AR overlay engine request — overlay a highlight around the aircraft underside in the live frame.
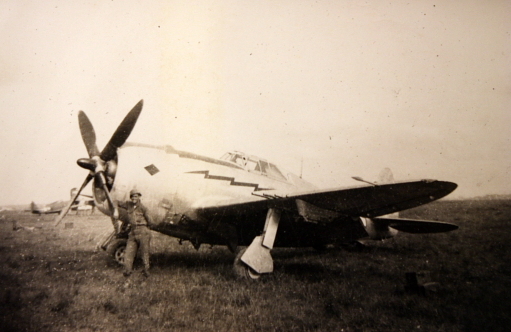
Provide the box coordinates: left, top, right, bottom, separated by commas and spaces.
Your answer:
151, 210, 368, 252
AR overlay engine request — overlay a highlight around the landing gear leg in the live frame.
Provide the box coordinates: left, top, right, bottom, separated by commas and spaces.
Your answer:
235, 208, 281, 278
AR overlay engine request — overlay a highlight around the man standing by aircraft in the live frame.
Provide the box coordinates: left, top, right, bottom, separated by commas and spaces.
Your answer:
117, 189, 153, 277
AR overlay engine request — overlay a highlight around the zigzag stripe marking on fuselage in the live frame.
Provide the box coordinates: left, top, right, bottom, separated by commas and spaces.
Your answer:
186, 170, 273, 192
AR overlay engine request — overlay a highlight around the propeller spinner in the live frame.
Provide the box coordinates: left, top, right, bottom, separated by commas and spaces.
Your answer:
54, 100, 144, 226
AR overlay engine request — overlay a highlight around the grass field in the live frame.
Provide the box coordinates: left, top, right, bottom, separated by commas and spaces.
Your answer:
1, 199, 510, 332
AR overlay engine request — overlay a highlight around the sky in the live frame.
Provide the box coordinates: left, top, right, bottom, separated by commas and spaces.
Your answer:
0, 0, 509, 205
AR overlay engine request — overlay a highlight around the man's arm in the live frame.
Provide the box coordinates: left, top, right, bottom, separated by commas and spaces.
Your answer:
141, 204, 154, 228
117, 200, 128, 209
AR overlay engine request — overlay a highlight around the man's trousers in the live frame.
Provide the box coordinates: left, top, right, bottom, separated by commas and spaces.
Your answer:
123, 226, 151, 274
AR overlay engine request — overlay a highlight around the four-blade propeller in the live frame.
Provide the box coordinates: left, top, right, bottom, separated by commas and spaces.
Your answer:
54, 100, 144, 226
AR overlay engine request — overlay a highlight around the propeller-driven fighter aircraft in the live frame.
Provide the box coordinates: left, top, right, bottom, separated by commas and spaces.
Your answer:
31, 188, 94, 215
31, 201, 67, 215
55, 100, 458, 279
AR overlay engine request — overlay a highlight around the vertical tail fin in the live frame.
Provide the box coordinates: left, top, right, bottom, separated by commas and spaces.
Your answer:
30, 202, 43, 215
377, 167, 394, 184
70, 188, 78, 200
377, 168, 398, 218
362, 168, 400, 240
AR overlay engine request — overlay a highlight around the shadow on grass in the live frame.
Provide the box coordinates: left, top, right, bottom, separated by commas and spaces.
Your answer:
124, 241, 407, 280
144, 246, 383, 283
149, 251, 234, 270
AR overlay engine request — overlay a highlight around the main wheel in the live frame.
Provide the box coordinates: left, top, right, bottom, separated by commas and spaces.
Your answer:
106, 238, 127, 265
233, 248, 261, 280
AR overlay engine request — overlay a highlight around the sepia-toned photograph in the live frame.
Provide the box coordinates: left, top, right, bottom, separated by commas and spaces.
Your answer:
1, 1, 509, 331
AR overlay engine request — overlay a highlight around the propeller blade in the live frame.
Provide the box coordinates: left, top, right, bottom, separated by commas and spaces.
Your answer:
54, 173, 94, 227
100, 99, 143, 161
96, 172, 119, 222
78, 111, 100, 157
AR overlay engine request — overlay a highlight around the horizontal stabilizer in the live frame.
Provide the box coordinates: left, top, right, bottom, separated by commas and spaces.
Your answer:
373, 217, 458, 234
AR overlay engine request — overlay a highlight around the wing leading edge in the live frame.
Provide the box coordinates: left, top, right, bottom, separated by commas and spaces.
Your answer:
288, 179, 457, 218
198, 179, 457, 219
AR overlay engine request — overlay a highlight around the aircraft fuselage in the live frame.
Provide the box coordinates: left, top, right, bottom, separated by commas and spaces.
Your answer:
92, 144, 365, 250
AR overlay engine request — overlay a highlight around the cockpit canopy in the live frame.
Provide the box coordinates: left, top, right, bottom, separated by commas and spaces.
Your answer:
219, 151, 288, 181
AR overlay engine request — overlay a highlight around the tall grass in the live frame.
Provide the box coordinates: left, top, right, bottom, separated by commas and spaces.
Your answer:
1, 200, 510, 331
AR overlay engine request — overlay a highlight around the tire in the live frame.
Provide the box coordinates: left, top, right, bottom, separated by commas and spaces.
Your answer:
106, 238, 127, 265
233, 247, 261, 280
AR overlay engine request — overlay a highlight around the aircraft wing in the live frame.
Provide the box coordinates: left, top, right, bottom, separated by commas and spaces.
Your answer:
198, 180, 457, 219
283, 179, 457, 218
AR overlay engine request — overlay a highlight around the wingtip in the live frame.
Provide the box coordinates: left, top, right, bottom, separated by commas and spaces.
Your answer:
444, 181, 458, 194
425, 180, 458, 196
433, 180, 458, 200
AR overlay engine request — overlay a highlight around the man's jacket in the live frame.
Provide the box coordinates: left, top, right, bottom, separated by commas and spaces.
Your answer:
117, 201, 153, 229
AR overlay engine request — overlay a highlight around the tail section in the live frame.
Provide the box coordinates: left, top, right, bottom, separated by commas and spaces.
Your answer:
363, 168, 458, 239
70, 188, 78, 200
30, 202, 39, 214
372, 217, 458, 233
377, 168, 398, 219
363, 168, 398, 239
377, 167, 394, 185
